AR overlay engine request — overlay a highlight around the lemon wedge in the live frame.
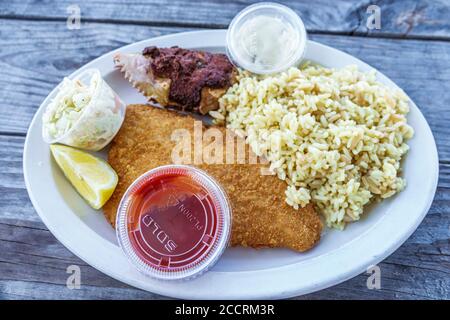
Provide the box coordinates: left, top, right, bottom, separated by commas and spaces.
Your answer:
50, 144, 118, 209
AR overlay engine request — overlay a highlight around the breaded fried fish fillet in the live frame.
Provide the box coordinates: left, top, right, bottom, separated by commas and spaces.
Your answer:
103, 105, 322, 252
114, 47, 237, 115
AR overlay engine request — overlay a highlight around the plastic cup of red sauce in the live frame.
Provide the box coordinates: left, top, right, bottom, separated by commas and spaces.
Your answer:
116, 165, 232, 280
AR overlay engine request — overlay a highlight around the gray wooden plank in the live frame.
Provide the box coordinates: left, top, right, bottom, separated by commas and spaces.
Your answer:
0, 281, 168, 300
1, 195, 448, 300
0, 19, 449, 160
0, 20, 189, 137
1, 0, 450, 39
354, 0, 450, 39
0, 135, 449, 299
0, 200, 448, 300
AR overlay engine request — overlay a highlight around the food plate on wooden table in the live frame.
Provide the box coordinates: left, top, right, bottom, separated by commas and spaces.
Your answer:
23, 26, 438, 299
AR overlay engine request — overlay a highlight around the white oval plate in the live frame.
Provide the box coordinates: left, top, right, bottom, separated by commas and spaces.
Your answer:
24, 30, 439, 299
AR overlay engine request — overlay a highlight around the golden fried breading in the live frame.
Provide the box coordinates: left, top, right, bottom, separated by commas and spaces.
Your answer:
103, 105, 322, 252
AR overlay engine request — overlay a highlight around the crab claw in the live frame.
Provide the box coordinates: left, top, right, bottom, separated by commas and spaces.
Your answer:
113, 53, 170, 105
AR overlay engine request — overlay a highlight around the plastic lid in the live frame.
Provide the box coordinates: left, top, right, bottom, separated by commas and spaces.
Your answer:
116, 165, 232, 280
226, 2, 307, 74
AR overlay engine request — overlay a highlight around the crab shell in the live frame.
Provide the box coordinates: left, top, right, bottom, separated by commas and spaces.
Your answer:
113, 53, 171, 106
113, 52, 235, 114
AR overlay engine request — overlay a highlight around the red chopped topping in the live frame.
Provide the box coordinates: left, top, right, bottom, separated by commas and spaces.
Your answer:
143, 46, 234, 111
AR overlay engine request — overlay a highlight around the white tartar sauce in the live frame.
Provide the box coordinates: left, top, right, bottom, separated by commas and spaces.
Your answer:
235, 15, 298, 69
226, 2, 307, 74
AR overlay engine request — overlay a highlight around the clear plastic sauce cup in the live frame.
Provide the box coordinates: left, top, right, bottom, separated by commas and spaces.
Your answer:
42, 68, 125, 151
226, 2, 307, 74
116, 165, 232, 280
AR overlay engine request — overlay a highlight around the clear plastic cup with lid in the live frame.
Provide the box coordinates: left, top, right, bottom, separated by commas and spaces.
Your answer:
42, 68, 126, 151
116, 165, 232, 280
226, 2, 307, 74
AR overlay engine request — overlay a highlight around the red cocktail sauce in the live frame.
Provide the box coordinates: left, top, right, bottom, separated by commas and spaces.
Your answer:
116, 165, 231, 280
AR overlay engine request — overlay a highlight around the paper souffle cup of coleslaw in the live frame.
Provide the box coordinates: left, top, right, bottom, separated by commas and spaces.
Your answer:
42, 68, 125, 151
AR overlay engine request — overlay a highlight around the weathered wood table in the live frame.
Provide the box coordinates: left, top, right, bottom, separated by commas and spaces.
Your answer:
0, 0, 449, 300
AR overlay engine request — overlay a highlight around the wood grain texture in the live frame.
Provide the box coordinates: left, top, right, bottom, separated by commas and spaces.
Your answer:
2, 0, 450, 39
1, 19, 450, 161
0, 20, 189, 136
0, 0, 449, 300
0, 135, 449, 299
